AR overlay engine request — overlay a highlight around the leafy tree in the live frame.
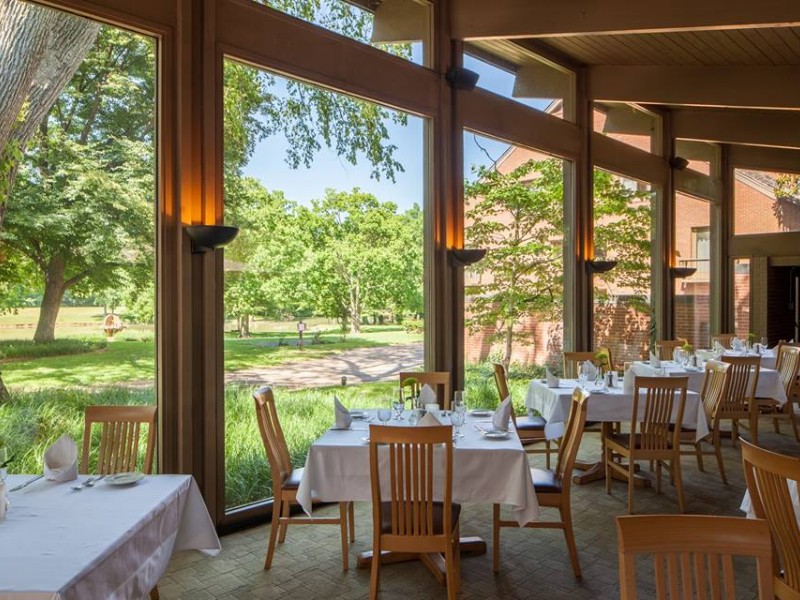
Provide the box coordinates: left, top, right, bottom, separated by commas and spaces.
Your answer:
464, 158, 565, 368
299, 189, 422, 334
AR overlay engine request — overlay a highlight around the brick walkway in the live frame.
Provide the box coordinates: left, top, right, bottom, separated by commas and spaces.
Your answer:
160, 421, 799, 599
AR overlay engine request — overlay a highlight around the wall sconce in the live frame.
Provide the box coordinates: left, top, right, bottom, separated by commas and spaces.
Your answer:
185, 225, 239, 254
670, 266, 697, 279
445, 67, 480, 91
448, 248, 486, 267
587, 259, 618, 274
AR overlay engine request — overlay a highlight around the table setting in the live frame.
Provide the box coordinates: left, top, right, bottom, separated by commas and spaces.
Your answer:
0, 434, 220, 600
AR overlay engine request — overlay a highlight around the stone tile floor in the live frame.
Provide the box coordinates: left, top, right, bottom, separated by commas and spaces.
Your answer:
161, 422, 799, 599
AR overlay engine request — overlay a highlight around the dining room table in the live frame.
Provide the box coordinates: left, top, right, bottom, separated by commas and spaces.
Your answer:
296, 408, 539, 570
0, 473, 220, 600
525, 378, 707, 487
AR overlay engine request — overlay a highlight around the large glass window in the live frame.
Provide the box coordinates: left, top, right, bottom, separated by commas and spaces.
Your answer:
734, 169, 800, 235
261, 0, 431, 66
223, 59, 425, 509
593, 102, 660, 154
675, 139, 717, 176
593, 169, 654, 365
674, 194, 711, 349
0, 8, 157, 470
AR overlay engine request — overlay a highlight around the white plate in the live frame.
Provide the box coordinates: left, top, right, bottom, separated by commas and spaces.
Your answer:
470, 409, 493, 417
482, 430, 510, 440
361, 436, 370, 444
350, 411, 368, 419
104, 472, 145, 486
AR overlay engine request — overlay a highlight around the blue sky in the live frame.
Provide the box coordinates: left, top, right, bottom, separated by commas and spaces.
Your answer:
241, 52, 551, 211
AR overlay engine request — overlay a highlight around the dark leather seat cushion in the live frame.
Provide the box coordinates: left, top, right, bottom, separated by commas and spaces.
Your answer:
516, 415, 547, 430
282, 467, 304, 490
668, 423, 696, 433
530, 468, 561, 493
380, 501, 460, 534
605, 433, 674, 450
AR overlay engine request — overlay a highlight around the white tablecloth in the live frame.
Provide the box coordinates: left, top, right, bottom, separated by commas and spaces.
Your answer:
0, 474, 220, 600
722, 350, 777, 371
297, 411, 539, 526
525, 379, 709, 442
632, 361, 787, 405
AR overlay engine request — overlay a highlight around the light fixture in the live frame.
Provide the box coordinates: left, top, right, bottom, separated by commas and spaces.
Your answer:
185, 225, 239, 254
448, 248, 486, 267
587, 260, 618, 274
669, 156, 689, 171
670, 266, 697, 279
445, 67, 480, 91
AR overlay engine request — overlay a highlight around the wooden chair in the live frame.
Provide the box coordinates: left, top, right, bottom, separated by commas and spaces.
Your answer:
686, 360, 731, 484
493, 387, 589, 578
616, 514, 774, 600
604, 377, 689, 513
711, 333, 737, 348
760, 344, 800, 442
741, 439, 800, 599
81, 405, 158, 474
254, 387, 353, 571
492, 363, 555, 468
654, 339, 687, 361
720, 355, 761, 444
399, 371, 451, 410
563, 351, 598, 378
368, 424, 460, 600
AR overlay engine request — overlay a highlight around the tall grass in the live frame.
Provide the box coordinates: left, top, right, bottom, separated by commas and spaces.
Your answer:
0, 338, 107, 360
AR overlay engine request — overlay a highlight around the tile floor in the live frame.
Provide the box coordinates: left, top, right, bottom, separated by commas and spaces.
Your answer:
160, 422, 799, 599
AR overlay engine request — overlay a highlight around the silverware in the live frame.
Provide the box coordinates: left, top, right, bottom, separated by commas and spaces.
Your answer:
9, 474, 43, 492
71, 476, 101, 491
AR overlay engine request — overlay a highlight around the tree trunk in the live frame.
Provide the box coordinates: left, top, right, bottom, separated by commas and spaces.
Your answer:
237, 314, 250, 338
503, 323, 513, 369
33, 256, 67, 342
0, 371, 10, 404
349, 280, 361, 334
0, 0, 100, 229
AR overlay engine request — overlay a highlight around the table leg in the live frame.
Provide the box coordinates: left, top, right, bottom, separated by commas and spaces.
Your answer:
356, 536, 486, 570
573, 424, 651, 488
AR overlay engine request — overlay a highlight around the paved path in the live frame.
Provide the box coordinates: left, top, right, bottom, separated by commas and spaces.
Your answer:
224, 343, 423, 388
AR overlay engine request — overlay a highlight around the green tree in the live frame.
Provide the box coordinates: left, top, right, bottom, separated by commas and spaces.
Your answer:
300, 189, 422, 334
464, 158, 565, 368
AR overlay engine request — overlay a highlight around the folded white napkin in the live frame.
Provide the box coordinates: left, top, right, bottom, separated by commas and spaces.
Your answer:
649, 351, 661, 368
492, 396, 512, 432
418, 384, 436, 408
545, 367, 560, 388
732, 337, 743, 351
580, 360, 598, 381
333, 396, 352, 430
623, 367, 636, 394
43, 434, 78, 482
417, 412, 443, 427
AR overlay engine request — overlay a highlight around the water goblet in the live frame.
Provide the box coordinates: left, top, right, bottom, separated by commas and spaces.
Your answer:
392, 399, 405, 420
450, 410, 464, 441
377, 408, 392, 424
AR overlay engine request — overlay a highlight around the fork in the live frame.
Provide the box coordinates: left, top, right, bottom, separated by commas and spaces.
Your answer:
71, 476, 103, 491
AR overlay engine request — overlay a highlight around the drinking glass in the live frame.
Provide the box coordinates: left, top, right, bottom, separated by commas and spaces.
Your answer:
377, 408, 392, 424
392, 398, 405, 420
450, 410, 464, 441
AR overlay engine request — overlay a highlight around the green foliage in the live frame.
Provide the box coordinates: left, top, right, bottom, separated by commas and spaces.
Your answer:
0, 338, 105, 360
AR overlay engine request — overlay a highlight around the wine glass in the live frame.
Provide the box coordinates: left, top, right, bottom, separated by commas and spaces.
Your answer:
392, 398, 405, 420
377, 408, 392, 424
450, 410, 464, 441
453, 390, 465, 414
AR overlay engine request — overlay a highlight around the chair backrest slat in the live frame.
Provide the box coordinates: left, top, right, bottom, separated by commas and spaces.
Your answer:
742, 439, 800, 594
632, 377, 688, 452
776, 345, 800, 398
399, 371, 452, 410
81, 405, 157, 475
655, 340, 688, 361
617, 514, 774, 600
253, 387, 294, 492
719, 356, 759, 417
555, 388, 589, 488
563, 352, 598, 379
698, 361, 730, 425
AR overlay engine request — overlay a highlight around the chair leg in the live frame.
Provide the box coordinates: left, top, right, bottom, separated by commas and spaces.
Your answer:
694, 441, 704, 472
750, 414, 759, 446
369, 535, 381, 600
790, 406, 800, 442
714, 435, 727, 485
560, 505, 582, 579
655, 460, 662, 495
673, 457, 685, 513
338, 502, 349, 571
149, 587, 159, 600
627, 459, 635, 514
492, 504, 501, 574
545, 440, 551, 470
278, 499, 290, 543
452, 522, 462, 594
444, 528, 457, 600
348, 501, 355, 543
265, 496, 282, 569
604, 445, 612, 495
774, 416, 782, 434
731, 420, 739, 446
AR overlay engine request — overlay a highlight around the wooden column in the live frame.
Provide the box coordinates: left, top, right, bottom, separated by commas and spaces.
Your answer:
716, 145, 734, 332
656, 112, 674, 340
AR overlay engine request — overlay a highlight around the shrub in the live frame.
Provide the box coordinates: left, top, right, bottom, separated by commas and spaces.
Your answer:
0, 338, 106, 361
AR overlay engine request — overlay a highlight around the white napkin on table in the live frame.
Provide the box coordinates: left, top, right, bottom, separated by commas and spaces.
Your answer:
713, 341, 725, 354
417, 412, 443, 427
333, 396, 352, 430
545, 367, 560, 388
649, 351, 661, 368
623, 368, 636, 395
492, 396, 512, 432
582, 361, 598, 381
43, 434, 78, 482
418, 384, 436, 407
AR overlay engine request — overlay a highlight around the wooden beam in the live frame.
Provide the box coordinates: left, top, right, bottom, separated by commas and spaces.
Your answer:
459, 87, 581, 161
672, 109, 800, 150
731, 232, 800, 257
675, 169, 723, 203
592, 132, 669, 187
589, 66, 800, 110
728, 145, 800, 173
452, 0, 800, 40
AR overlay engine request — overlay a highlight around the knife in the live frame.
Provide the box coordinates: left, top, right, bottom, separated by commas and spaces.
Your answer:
9, 474, 44, 492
